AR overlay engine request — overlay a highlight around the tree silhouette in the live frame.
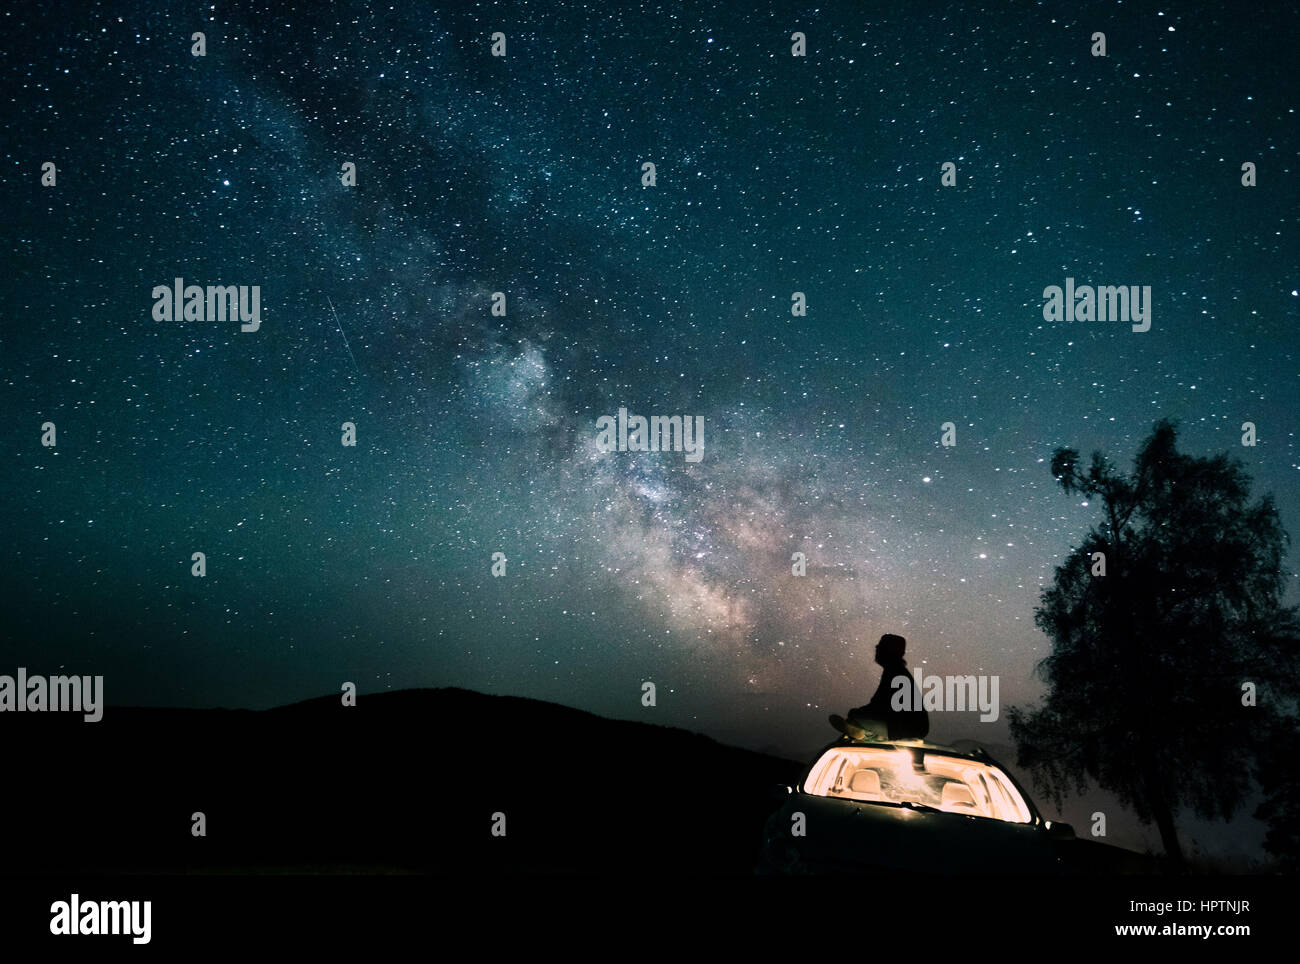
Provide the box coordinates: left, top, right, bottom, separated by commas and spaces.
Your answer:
1008, 419, 1299, 869
1253, 709, 1300, 871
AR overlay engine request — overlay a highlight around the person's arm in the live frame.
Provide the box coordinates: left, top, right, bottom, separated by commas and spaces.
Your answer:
853, 671, 896, 718
873, 668, 919, 714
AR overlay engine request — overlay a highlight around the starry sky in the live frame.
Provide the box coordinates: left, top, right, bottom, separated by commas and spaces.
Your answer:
3, 0, 1297, 798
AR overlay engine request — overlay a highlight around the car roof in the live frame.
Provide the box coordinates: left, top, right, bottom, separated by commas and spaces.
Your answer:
813, 736, 996, 760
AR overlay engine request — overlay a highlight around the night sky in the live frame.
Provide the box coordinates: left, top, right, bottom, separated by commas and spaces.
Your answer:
3, 2, 1297, 853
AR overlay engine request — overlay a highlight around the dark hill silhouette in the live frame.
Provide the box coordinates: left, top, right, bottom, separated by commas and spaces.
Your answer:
5, 688, 804, 875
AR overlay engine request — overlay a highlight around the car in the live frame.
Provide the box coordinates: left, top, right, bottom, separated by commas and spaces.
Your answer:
756, 736, 1128, 874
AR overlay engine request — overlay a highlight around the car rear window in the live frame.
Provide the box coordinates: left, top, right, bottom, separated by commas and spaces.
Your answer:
803, 746, 1033, 823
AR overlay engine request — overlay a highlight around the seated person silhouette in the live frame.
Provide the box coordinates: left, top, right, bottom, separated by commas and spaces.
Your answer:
830, 633, 930, 741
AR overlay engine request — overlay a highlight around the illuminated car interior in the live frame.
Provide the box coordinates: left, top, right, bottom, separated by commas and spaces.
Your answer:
802, 746, 1033, 823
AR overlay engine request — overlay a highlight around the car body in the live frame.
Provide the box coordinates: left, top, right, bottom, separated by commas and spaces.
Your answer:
757, 737, 1137, 874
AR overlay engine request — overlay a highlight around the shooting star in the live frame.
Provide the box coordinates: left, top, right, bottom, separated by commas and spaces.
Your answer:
327, 296, 359, 375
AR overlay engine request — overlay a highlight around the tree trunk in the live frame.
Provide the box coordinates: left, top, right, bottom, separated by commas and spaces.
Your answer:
1151, 800, 1184, 868
1145, 774, 1185, 869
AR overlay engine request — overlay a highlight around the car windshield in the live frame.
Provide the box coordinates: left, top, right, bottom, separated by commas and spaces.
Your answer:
803, 746, 1033, 823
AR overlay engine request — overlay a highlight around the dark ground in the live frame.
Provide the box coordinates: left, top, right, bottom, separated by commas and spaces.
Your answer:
7, 686, 1166, 875
7, 687, 806, 874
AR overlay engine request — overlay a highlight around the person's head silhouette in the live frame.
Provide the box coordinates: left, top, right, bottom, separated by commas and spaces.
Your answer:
874, 633, 907, 666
